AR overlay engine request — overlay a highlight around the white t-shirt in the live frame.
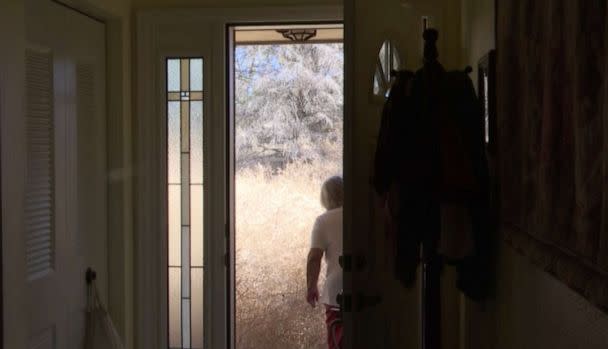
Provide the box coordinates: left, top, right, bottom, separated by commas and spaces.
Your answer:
310, 207, 343, 306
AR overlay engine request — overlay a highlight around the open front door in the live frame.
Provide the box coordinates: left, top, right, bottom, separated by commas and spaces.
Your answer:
345, 1, 464, 348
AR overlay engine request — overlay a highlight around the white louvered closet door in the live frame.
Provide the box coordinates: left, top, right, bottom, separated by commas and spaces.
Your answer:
25, 1, 107, 348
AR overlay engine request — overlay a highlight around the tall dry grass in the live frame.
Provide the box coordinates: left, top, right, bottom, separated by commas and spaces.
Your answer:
235, 161, 341, 349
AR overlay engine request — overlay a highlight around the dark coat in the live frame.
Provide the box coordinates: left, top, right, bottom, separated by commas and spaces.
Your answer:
373, 65, 493, 301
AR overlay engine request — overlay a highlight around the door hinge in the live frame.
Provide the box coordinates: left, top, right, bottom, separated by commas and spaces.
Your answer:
336, 292, 352, 312
339, 254, 366, 272
339, 254, 352, 272
337, 292, 382, 312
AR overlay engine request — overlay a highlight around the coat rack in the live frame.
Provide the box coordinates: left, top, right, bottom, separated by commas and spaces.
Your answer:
375, 27, 488, 349
419, 28, 442, 349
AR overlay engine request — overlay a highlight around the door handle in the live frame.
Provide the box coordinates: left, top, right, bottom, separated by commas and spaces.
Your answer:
85, 267, 97, 284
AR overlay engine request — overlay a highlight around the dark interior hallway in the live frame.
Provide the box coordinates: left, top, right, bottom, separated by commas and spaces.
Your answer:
1, 0, 608, 348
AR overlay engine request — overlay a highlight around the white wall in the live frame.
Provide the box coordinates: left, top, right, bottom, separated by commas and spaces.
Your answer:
495, 246, 608, 349
61, 1, 134, 347
459, 2, 496, 347
461, 1, 608, 348
87, 1, 135, 347
461, 0, 494, 90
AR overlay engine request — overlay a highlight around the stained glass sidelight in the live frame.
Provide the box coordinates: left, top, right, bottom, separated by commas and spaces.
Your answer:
167, 58, 204, 349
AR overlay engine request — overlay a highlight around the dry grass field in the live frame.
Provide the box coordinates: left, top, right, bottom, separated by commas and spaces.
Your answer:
235, 161, 341, 349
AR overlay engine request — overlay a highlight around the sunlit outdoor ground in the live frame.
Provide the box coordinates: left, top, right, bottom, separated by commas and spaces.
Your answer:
236, 162, 339, 349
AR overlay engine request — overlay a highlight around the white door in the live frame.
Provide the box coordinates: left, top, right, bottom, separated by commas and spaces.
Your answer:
25, 1, 107, 348
345, 1, 465, 348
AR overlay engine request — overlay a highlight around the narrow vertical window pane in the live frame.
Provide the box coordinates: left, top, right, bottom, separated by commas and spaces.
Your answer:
181, 102, 190, 152
190, 101, 203, 184
191, 268, 204, 349
168, 102, 181, 184
182, 227, 191, 298
169, 267, 182, 348
182, 300, 191, 349
191, 185, 203, 267
168, 59, 180, 92
190, 58, 203, 91
169, 185, 181, 266
181, 59, 190, 92
181, 154, 190, 225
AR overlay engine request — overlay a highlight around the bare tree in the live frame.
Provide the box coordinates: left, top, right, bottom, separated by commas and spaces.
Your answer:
235, 43, 343, 170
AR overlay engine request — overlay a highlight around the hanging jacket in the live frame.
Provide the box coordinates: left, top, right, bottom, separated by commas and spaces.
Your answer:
374, 70, 423, 287
373, 65, 493, 301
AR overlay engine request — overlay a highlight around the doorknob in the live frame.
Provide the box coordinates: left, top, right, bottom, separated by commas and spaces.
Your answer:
85, 267, 97, 284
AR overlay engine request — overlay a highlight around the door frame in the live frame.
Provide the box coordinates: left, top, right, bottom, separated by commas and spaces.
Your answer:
0, 82, 4, 349
136, 5, 344, 349
225, 21, 344, 349
1, 1, 28, 347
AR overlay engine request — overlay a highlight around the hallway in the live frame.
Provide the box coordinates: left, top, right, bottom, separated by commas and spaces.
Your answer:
1, 0, 608, 348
